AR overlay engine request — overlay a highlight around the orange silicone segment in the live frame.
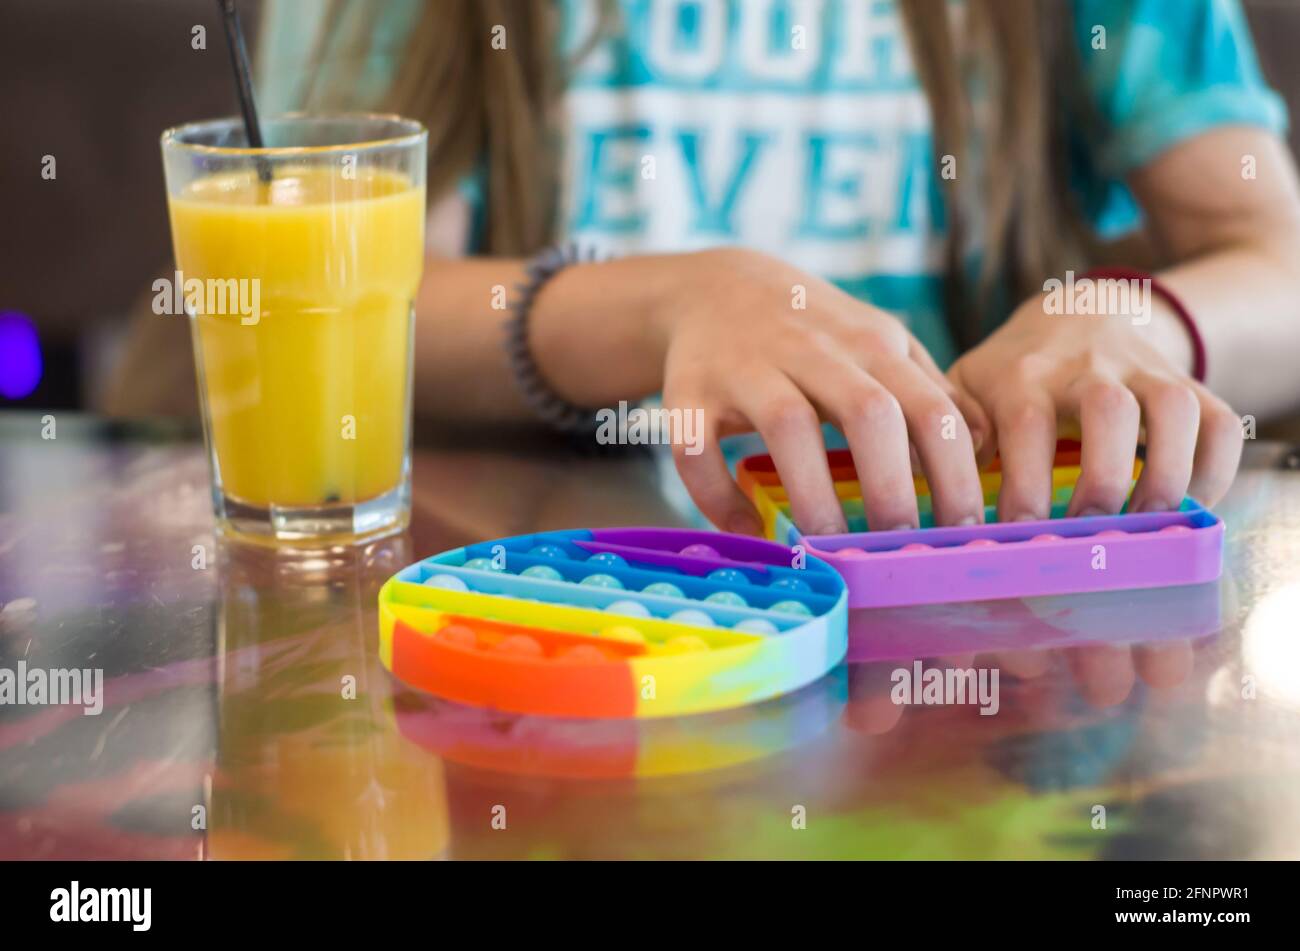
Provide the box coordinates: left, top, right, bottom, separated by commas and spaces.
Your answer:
390, 618, 639, 718
438, 613, 648, 659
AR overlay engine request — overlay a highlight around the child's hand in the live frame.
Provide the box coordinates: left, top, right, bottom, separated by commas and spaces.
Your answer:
652, 248, 988, 536
948, 292, 1243, 520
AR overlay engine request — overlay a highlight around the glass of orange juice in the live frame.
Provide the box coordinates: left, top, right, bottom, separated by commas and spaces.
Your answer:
161, 115, 426, 543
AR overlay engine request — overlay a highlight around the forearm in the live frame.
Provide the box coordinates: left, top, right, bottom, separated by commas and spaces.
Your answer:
411, 254, 676, 422
1129, 129, 1300, 421
1158, 232, 1300, 419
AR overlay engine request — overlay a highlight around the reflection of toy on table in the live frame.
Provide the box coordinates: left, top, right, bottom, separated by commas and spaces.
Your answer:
846, 577, 1227, 663
389, 666, 846, 780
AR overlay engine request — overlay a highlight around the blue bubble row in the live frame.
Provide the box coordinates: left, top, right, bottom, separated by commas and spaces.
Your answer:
394, 531, 844, 634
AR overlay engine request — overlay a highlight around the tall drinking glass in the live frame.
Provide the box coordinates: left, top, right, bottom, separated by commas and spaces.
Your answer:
161, 115, 426, 543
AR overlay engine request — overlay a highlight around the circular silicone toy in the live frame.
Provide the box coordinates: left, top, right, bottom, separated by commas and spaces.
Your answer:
378, 527, 848, 719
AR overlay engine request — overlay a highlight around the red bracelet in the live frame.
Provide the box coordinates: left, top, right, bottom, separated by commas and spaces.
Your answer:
1080, 267, 1207, 383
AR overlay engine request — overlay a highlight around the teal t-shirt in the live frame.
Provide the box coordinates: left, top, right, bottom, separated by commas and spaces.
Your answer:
257, 0, 1287, 527
258, 0, 1287, 367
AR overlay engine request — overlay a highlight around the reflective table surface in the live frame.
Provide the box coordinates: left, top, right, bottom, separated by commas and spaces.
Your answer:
1, 412, 1299, 859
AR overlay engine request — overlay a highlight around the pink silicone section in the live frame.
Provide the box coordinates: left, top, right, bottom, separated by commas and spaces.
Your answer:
804, 504, 1224, 608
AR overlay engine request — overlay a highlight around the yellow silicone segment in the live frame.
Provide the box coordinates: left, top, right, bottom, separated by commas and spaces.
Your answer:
378, 602, 396, 669
382, 599, 450, 633
378, 594, 451, 667
630, 642, 768, 716
385, 579, 764, 650
755, 471, 1000, 509
749, 480, 786, 540
754, 461, 1143, 523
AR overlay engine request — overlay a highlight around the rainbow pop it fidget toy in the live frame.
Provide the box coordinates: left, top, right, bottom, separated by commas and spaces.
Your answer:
736, 440, 1224, 608
379, 528, 848, 718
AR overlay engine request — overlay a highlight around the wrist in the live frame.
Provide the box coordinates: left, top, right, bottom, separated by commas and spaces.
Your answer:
646, 247, 766, 341
529, 254, 670, 406
641, 251, 707, 358
1078, 266, 1205, 382
1012, 281, 1197, 379
1145, 295, 1197, 377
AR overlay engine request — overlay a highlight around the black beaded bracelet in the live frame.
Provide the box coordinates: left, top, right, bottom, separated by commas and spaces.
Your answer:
503, 243, 607, 435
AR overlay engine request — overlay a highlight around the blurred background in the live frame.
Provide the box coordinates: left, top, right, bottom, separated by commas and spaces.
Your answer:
1, 0, 1299, 422
0, 0, 268, 412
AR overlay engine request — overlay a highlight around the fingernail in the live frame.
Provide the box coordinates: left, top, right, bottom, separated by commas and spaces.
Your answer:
726, 512, 763, 536
1078, 507, 1107, 518
887, 523, 916, 532
813, 522, 847, 537
1013, 514, 1042, 522
1136, 499, 1173, 513
956, 515, 979, 526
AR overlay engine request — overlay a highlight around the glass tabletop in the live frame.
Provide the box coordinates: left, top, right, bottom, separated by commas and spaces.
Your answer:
1, 412, 1298, 859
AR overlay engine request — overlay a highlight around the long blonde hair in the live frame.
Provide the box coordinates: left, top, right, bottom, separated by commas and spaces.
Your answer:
287, 0, 1093, 348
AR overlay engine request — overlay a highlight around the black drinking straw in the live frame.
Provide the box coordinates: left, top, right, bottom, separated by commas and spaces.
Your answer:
215, 0, 272, 183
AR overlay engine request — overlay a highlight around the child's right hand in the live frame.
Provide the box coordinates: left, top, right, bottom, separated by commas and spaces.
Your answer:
651, 247, 989, 537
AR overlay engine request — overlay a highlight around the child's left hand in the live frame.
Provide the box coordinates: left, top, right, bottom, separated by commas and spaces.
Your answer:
948, 292, 1243, 520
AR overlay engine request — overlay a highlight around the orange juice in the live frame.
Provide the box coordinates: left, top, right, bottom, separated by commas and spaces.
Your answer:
168, 167, 424, 508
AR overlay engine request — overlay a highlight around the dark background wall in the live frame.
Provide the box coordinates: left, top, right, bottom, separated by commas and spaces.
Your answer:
0, 0, 264, 409
0, 0, 1297, 415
